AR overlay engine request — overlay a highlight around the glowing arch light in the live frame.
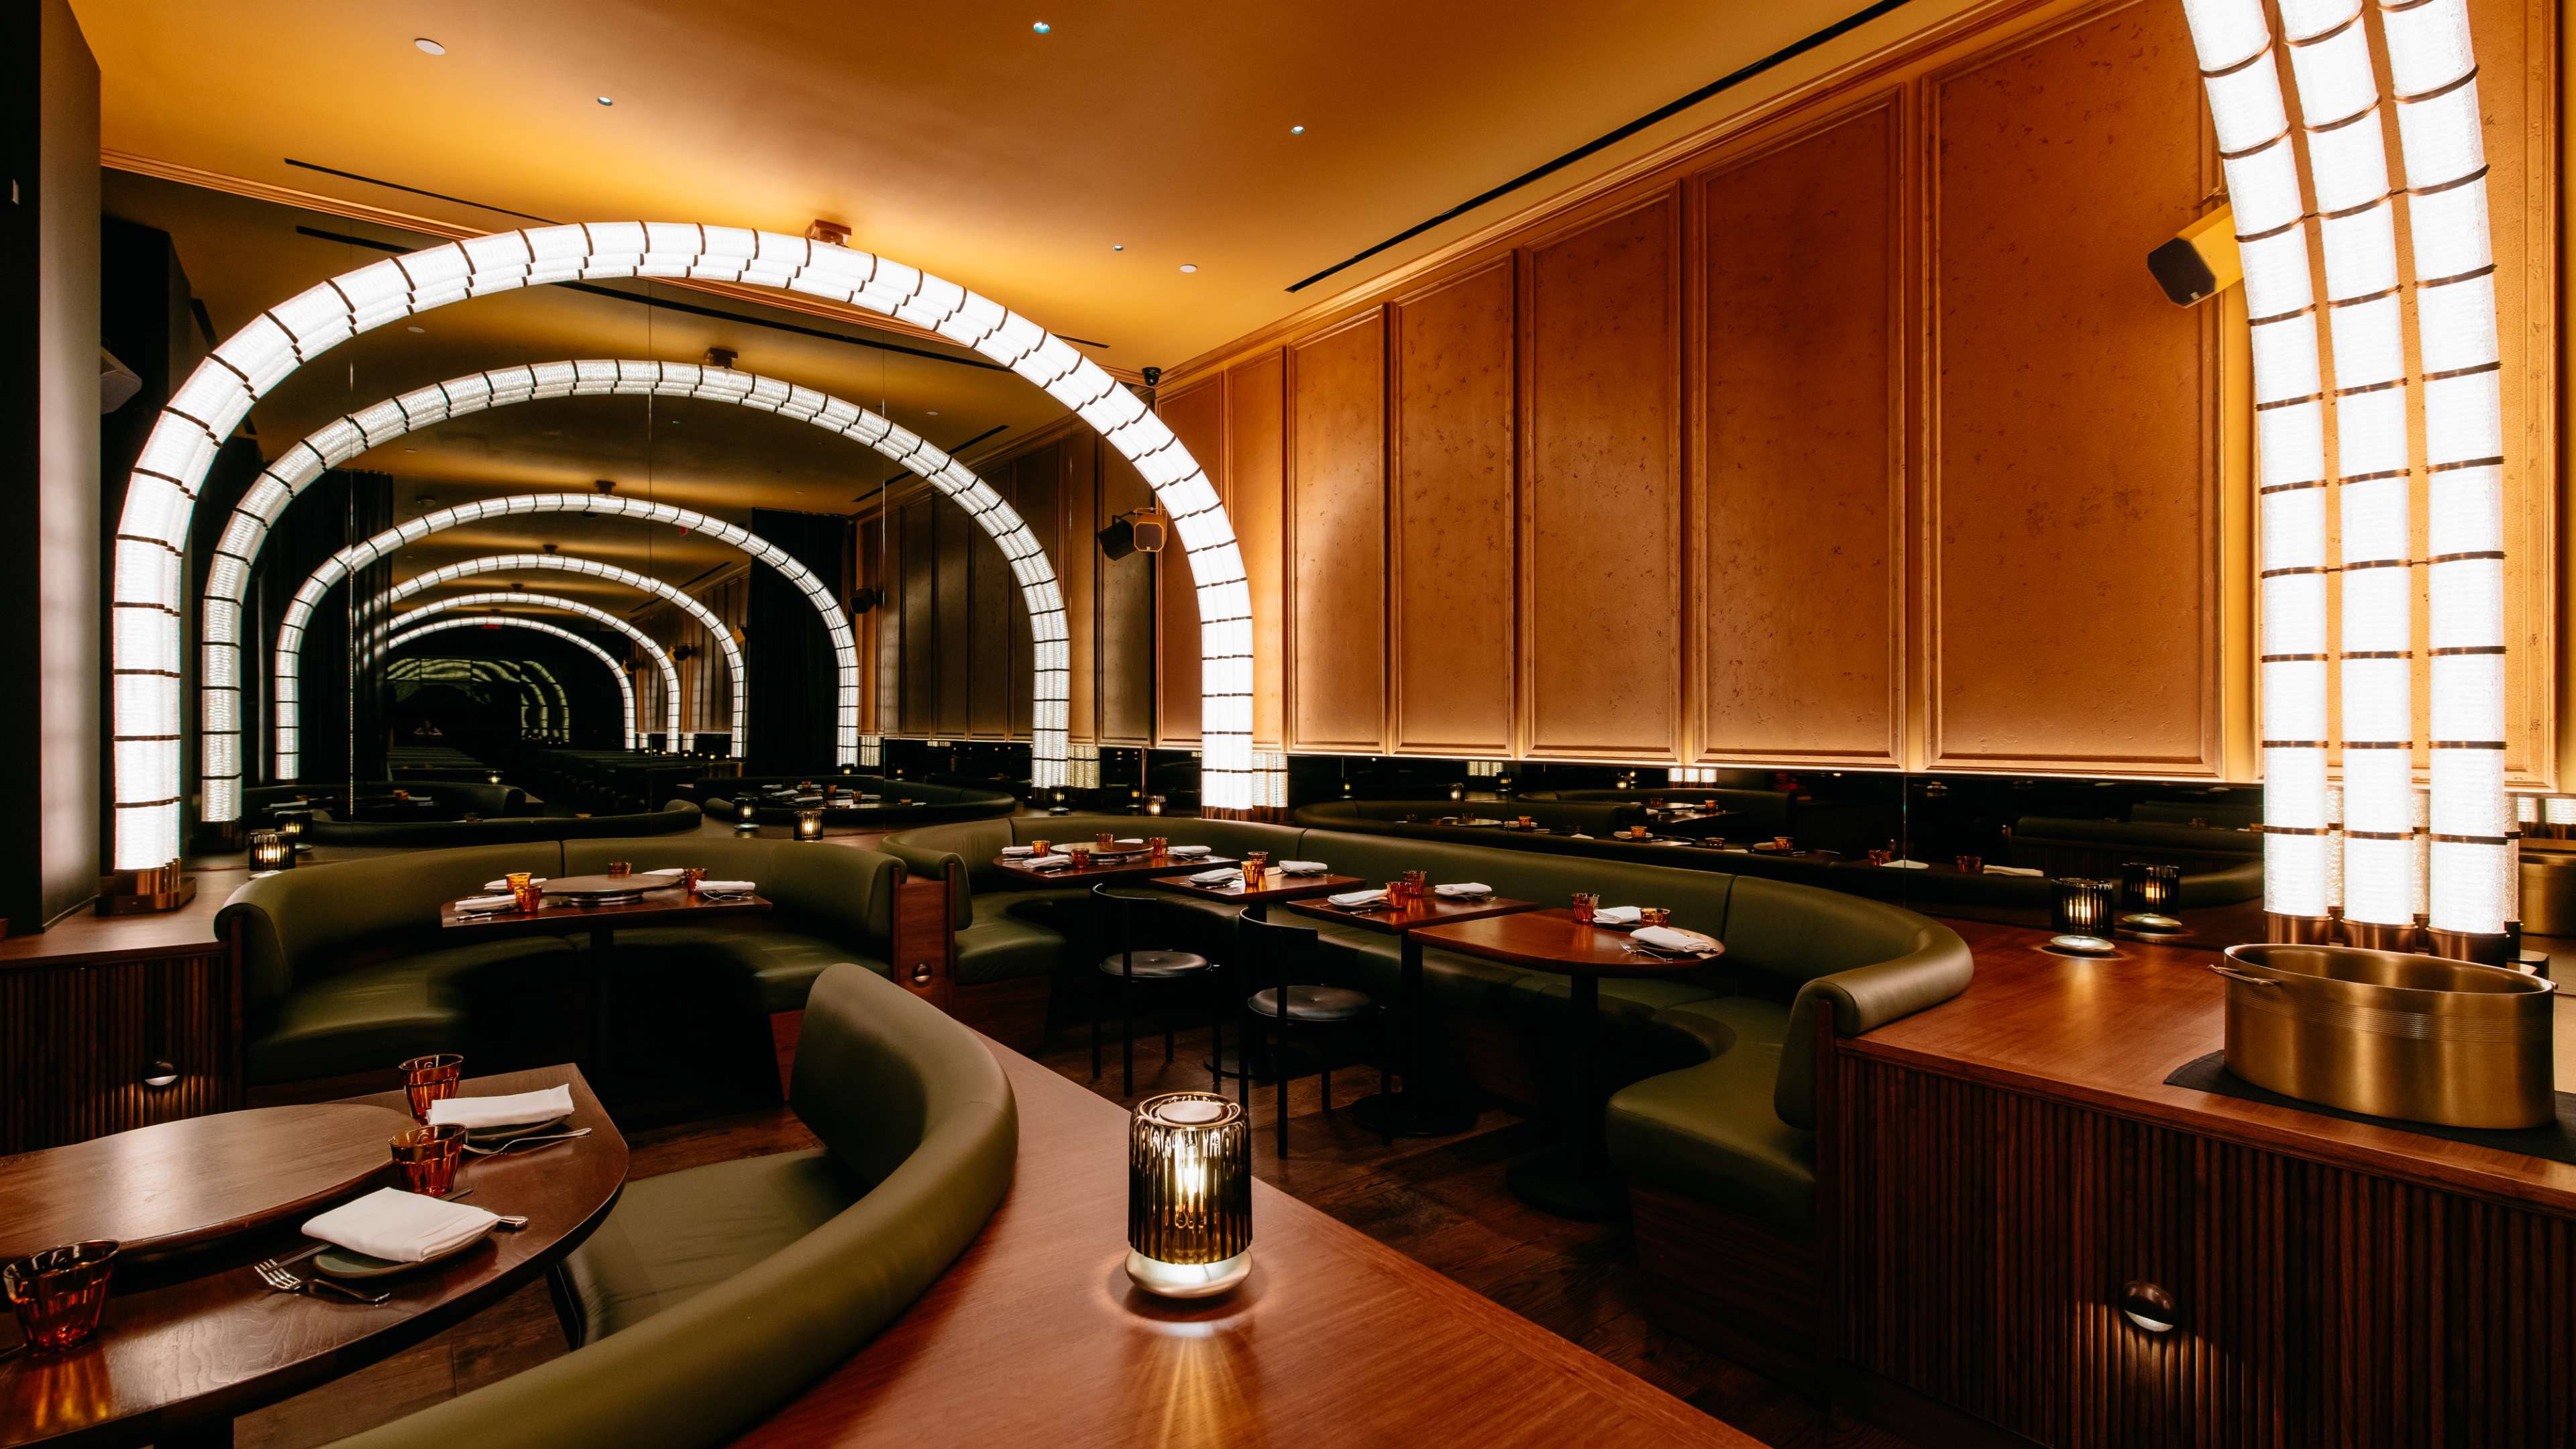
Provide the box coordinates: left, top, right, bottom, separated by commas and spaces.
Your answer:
112, 224, 1247, 872
388, 656, 557, 735
380, 553, 745, 769
197, 358, 1066, 819
377, 593, 680, 741
387, 616, 638, 749
272, 494, 847, 781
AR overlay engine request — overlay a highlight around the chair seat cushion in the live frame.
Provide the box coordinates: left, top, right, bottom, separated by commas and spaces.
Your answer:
1604, 996, 1815, 1233
1247, 984, 1373, 1022
556, 1147, 865, 1343
246, 936, 580, 1085
612, 925, 890, 1014
1096, 949, 1210, 981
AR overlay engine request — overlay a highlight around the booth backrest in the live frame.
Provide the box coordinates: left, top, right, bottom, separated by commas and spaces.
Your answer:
560, 837, 900, 943
304, 800, 700, 847
216, 842, 568, 1012
882, 814, 1309, 929
1297, 798, 1641, 833
325, 964, 1017, 1449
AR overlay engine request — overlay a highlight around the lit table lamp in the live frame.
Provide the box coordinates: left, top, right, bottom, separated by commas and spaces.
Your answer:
2047, 877, 2118, 955
248, 830, 290, 875
734, 798, 759, 834
794, 809, 823, 843
1126, 1091, 1252, 1299
2119, 861, 2183, 934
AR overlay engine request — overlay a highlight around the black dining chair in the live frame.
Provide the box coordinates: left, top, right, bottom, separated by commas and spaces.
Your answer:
1234, 910, 1387, 1155
1090, 882, 1222, 1097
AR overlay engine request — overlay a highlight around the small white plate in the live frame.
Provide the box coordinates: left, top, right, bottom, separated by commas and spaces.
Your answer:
464, 1113, 572, 1143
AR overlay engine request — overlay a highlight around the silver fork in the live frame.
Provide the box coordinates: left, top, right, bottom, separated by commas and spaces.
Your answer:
255, 1259, 389, 1305
461, 1126, 591, 1157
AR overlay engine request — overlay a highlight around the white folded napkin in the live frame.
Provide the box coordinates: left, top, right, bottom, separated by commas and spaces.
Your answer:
1878, 858, 1930, 869
481, 877, 548, 890
1000, 845, 1036, 857
1278, 860, 1328, 875
1166, 845, 1213, 857
1634, 925, 1719, 955
1570, 833, 1595, 839
1189, 867, 1240, 884
642, 867, 686, 875
304, 1187, 497, 1264
696, 878, 757, 893
1434, 882, 1493, 898
1588, 906, 1644, 926
1984, 864, 2044, 876
455, 894, 519, 912
428, 1085, 573, 1131
859, 794, 883, 801
1328, 888, 1387, 907
1022, 856, 1073, 871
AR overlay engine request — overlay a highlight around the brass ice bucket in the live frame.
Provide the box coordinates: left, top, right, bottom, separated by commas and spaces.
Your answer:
2212, 943, 2557, 1130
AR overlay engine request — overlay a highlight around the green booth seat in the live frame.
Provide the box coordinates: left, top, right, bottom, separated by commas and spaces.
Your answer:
298, 800, 702, 848
559, 837, 901, 1014
328, 963, 1018, 1449
244, 780, 529, 820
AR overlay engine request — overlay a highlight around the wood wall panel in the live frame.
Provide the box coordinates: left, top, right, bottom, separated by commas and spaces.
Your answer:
1285, 308, 1389, 753
1388, 258, 1517, 757
1925, 1, 2218, 773
1519, 193, 1682, 761
1061, 436, 1099, 743
932, 500, 973, 736
1, 948, 239, 1154
967, 472, 1012, 739
1693, 102, 1904, 767
1008, 444, 1060, 742
1156, 379, 1225, 746
898, 498, 936, 736
1225, 352, 1288, 749
1096, 447, 1157, 745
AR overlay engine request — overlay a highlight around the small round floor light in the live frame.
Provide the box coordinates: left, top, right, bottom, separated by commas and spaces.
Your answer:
2047, 877, 2118, 956
1126, 1091, 1251, 1299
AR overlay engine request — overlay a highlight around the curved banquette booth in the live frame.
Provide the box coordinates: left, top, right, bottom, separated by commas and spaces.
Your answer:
883, 812, 1973, 1238
214, 836, 904, 1085
687, 774, 1018, 828
329, 962, 1018, 1449
290, 800, 704, 847
245, 780, 531, 820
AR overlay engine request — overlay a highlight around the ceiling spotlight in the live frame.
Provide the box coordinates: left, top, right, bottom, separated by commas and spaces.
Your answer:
1032, 20, 1051, 33
413, 37, 445, 55
806, 219, 852, 248
595, 95, 614, 107
702, 345, 738, 370
1112, 244, 1125, 252
1290, 125, 1306, 135
1179, 264, 1198, 274
594, 479, 617, 494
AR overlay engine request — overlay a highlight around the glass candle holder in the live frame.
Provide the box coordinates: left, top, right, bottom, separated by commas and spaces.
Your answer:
794, 810, 823, 842
1126, 1092, 1252, 1299
399, 1053, 464, 1122
248, 830, 288, 874
2049, 877, 2120, 952
735, 798, 758, 825
1955, 855, 1985, 875
390, 1124, 468, 1197
682, 867, 707, 895
1448, 784, 1464, 802
1640, 907, 1671, 927
1147, 836, 1169, 857
1145, 797, 1166, 817
1772, 836, 1794, 851
2121, 861, 2184, 932
3, 1242, 118, 1356
605, 860, 633, 878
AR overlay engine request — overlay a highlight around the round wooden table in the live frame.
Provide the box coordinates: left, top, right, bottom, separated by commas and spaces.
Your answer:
1405, 908, 1723, 1221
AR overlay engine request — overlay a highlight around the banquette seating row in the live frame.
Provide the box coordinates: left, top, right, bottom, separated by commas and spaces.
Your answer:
244, 780, 531, 820
332, 961, 1019, 1449
293, 800, 705, 847
686, 773, 1019, 828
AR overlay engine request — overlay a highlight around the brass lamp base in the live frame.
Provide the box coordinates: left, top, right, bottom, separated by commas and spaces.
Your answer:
96, 865, 197, 916
2341, 918, 2424, 953
2425, 928, 2515, 967
2263, 912, 2338, 945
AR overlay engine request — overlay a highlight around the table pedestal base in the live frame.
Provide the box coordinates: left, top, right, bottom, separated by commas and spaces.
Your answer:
1348, 1089, 1478, 1138
1505, 1146, 1629, 1222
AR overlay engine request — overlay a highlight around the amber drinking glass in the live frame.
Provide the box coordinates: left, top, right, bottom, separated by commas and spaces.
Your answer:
1640, 907, 1671, 927
1772, 836, 1794, 851
1570, 892, 1599, 923
1866, 848, 1892, 866
1403, 869, 1428, 898
605, 861, 633, 878
1955, 855, 1985, 875
681, 867, 707, 894
400, 1053, 464, 1122
1028, 839, 1051, 859
3, 1242, 117, 1356
391, 1124, 468, 1197
1147, 836, 1169, 857
1095, 832, 1116, 850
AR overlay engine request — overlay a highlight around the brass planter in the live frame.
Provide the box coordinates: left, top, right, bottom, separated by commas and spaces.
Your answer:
2213, 943, 2557, 1130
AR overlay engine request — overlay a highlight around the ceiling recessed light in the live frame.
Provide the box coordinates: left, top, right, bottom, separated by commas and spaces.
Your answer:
1111, 244, 1125, 252
596, 95, 614, 107
1032, 20, 1051, 33
413, 37, 445, 55
928, 410, 940, 416
1179, 264, 1198, 274
1290, 124, 1306, 135
405, 325, 425, 333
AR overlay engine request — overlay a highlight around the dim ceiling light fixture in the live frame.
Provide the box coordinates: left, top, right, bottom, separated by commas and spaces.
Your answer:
193, 359, 1069, 822
2181, 0, 2510, 959
1032, 20, 1051, 33
386, 616, 640, 750
110, 223, 1246, 873
376, 593, 682, 740
596, 95, 614, 106
1179, 264, 1199, 274
1290, 124, 1306, 135
413, 37, 445, 55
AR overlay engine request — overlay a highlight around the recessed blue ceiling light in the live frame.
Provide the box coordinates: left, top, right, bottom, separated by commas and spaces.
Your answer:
596, 95, 614, 106
1290, 125, 1306, 135
1032, 20, 1051, 34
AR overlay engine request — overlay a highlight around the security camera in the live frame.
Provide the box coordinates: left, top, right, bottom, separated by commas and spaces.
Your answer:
2147, 206, 2242, 307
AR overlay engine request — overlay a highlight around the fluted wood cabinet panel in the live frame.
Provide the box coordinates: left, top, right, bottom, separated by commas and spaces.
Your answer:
898, 498, 937, 736
1925, 1, 2219, 773
967, 472, 1012, 739
1097, 447, 1157, 746
1520, 193, 1682, 761
1225, 352, 1288, 749
1061, 436, 1099, 744
2, 949, 239, 1154
1008, 445, 1059, 741
1389, 258, 1516, 757
1285, 308, 1389, 753
1833, 1053, 2576, 1448
1694, 103, 1902, 767
932, 501, 974, 736
1156, 379, 1224, 746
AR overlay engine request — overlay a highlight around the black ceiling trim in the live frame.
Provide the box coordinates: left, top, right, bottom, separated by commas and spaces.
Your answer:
284, 158, 559, 224
1283, 0, 1920, 293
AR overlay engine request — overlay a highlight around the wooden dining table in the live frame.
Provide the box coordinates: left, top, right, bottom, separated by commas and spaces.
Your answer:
989, 849, 1236, 887
0, 1066, 626, 1449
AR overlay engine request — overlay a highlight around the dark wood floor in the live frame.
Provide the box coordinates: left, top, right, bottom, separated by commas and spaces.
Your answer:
239, 1013, 1920, 1449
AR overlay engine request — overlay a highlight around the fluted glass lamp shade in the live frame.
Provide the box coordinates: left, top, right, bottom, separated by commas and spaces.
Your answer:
1126, 1091, 1252, 1299
2121, 862, 2184, 933
2048, 878, 2120, 954
248, 830, 288, 874
794, 810, 823, 842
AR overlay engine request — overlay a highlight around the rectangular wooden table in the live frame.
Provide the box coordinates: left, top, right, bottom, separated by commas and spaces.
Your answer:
729, 1038, 1766, 1449
1146, 867, 1365, 920
990, 851, 1235, 886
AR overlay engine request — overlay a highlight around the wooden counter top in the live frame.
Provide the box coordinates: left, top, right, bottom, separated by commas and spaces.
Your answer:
1854, 920, 2576, 1220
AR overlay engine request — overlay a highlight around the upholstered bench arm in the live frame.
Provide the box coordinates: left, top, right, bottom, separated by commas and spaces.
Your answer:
1774, 929, 1974, 1129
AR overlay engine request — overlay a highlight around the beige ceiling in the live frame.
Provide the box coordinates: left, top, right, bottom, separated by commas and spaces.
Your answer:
72, 0, 1914, 369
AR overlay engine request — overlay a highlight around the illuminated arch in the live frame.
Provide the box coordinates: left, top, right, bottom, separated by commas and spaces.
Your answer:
375, 593, 680, 741
386, 616, 637, 749
273, 494, 841, 780
198, 358, 1062, 819
112, 223, 1247, 870
388, 655, 558, 735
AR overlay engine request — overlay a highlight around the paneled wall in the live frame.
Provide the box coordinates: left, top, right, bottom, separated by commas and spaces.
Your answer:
867, 0, 2555, 784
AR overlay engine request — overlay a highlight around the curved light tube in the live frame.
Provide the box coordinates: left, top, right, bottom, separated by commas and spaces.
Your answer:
197, 359, 1064, 819
387, 655, 557, 735
273, 494, 847, 781
2180, 0, 2333, 919
380, 553, 745, 767
111, 224, 1242, 870
386, 616, 637, 749
376, 594, 680, 741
